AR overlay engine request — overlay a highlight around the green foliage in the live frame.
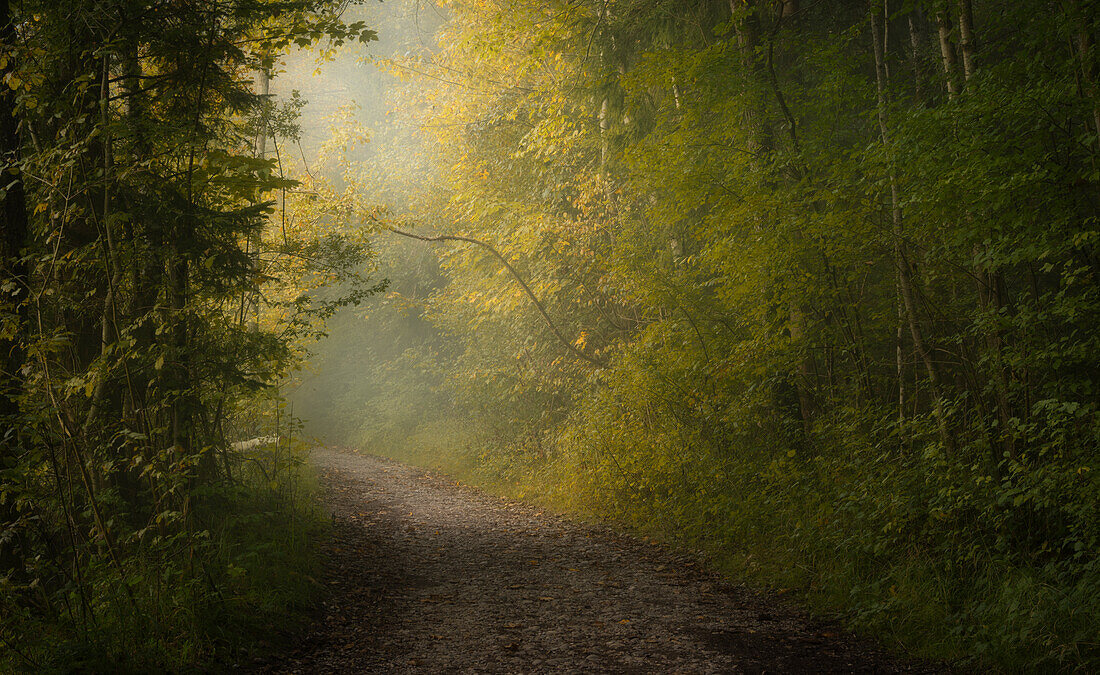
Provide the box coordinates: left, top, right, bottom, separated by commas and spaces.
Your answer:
0, 0, 378, 669
306, 0, 1100, 670
1, 442, 325, 672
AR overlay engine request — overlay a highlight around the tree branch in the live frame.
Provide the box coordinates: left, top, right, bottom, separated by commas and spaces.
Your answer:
388, 227, 607, 368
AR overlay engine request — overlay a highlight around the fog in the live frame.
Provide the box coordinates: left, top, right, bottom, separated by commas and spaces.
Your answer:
280, 1, 452, 449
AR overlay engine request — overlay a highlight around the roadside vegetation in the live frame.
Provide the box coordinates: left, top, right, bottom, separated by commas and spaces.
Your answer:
0, 0, 377, 670
6, 0, 1100, 670
297, 0, 1100, 670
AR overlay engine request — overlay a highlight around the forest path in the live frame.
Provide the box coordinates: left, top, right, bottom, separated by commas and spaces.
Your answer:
266, 448, 940, 674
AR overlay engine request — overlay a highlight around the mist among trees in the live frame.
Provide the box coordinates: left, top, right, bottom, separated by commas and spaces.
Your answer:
4, 0, 1100, 670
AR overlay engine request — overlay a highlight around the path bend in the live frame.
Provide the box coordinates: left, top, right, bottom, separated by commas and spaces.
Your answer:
265, 448, 942, 674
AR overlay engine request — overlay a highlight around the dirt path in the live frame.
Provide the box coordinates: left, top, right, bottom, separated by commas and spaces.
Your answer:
266, 448, 942, 673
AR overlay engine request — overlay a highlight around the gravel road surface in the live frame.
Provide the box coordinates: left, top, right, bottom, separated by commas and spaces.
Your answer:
265, 448, 942, 674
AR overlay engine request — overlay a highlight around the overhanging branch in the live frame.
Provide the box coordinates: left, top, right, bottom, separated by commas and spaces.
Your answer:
388, 227, 607, 368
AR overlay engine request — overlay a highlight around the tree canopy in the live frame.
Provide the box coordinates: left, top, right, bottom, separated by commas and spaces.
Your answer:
298, 0, 1100, 668
6, 0, 1100, 669
0, 0, 380, 668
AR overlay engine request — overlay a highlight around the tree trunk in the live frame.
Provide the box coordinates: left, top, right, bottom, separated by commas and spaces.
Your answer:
954, 0, 1013, 458
744, 0, 817, 430
1071, 0, 1100, 152
908, 7, 929, 103
956, 0, 977, 81
256, 69, 270, 158
598, 95, 610, 171
82, 48, 124, 443
871, 0, 952, 450
0, 0, 28, 572
729, 0, 772, 157
731, 0, 815, 432
935, 8, 961, 98
0, 0, 26, 423
122, 23, 161, 410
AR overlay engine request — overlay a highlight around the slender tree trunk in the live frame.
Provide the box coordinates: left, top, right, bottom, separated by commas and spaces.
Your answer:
81, 51, 122, 443
736, 0, 816, 431
872, 0, 952, 450
255, 69, 269, 159
897, 283, 906, 423
122, 24, 161, 431
0, 0, 26, 423
1071, 0, 1100, 152
238, 66, 271, 332
956, 0, 977, 81
908, 7, 928, 103
730, 0, 772, 157
0, 0, 28, 572
954, 0, 1013, 457
1081, 36, 1100, 152
935, 7, 961, 98
175, 5, 220, 471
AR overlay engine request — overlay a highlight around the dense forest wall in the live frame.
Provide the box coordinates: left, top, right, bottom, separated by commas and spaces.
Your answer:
0, 1, 381, 668
296, 0, 1100, 668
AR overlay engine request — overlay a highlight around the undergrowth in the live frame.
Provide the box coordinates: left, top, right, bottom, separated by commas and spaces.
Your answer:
0, 442, 325, 673
373, 413, 1100, 673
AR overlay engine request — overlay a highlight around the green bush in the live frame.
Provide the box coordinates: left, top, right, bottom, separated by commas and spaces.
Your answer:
0, 442, 325, 673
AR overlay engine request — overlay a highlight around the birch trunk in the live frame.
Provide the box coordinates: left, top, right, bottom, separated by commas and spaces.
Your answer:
956, 0, 977, 81
935, 9, 961, 98
871, 0, 951, 449
256, 69, 270, 158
